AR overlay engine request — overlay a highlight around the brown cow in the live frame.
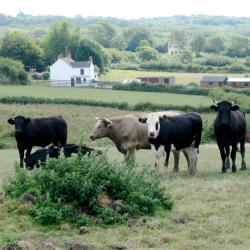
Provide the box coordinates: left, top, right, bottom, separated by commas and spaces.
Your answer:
89, 113, 189, 171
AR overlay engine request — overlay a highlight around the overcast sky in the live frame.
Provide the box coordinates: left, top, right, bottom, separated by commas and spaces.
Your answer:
0, 0, 249, 19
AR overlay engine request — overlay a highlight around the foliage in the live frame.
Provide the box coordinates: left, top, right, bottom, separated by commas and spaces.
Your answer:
0, 31, 43, 71
205, 36, 225, 53
87, 22, 116, 48
42, 71, 49, 80
3, 155, 173, 225
201, 120, 215, 143
180, 50, 193, 64
228, 63, 247, 73
0, 57, 28, 85
123, 26, 154, 51
192, 34, 206, 57
200, 55, 231, 67
137, 46, 158, 61
226, 36, 250, 58
113, 82, 210, 96
74, 37, 108, 72
168, 30, 187, 49
110, 34, 127, 51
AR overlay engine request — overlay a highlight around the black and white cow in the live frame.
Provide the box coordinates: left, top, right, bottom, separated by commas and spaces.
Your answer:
210, 100, 246, 173
8, 116, 67, 167
139, 112, 202, 175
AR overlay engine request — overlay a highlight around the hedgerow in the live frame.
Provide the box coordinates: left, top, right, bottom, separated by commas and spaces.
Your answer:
3, 155, 173, 226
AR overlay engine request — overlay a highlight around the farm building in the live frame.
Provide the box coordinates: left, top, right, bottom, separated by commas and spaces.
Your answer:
200, 76, 227, 88
227, 77, 250, 88
50, 53, 98, 87
136, 76, 176, 84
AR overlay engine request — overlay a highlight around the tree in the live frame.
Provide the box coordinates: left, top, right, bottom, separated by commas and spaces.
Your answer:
42, 20, 81, 65
205, 36, 225, 53
123, 26, 154, 51
192, 34, 206, 57
226, 36, 250, 58
180, 50, 193, 64
87, 22, 116, 48
110, 35, 126, 50
137, 46, 158, 61
169, 30, 187, 48
0, 31, 43, 71
74, 37, 108, 72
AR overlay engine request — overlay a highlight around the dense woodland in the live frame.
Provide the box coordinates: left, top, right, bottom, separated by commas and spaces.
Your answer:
1, 13, 250, 83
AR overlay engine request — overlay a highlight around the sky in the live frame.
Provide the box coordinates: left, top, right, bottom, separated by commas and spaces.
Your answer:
0, 0, 250, 19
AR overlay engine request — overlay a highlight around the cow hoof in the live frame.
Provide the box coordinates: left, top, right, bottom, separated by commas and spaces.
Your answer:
240, 167, 247, 171
221, 169, 227, 174
232, 168, 237, 173
240, 162, 247, 170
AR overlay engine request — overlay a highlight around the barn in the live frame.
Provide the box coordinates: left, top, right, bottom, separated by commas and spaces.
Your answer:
136, 76, 176, 85
50, 53, 98, 87
200, 76, 227, 88
227, 77, 250, 88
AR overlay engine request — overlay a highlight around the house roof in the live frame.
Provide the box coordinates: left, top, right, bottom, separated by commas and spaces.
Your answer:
227, 77, 250, 83
70, 61, 91, 68
61, 57, 91, 68
201, 76, 227, 82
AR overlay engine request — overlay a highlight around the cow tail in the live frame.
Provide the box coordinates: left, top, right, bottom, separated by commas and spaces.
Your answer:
194, 118, 202, 152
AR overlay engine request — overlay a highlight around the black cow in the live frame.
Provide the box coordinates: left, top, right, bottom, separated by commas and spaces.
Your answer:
24, 146, 60, 169
210, 100, 246, 173
24, 144, 102, 169
139, 112, 202, 175
8, 116, 67, 167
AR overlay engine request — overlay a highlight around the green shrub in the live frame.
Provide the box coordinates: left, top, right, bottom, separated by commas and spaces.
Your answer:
3, 155, 172, 226
42, 71, 50, 80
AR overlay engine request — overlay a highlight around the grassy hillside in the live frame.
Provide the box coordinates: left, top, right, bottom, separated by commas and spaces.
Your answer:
100, 70, 245, 84
0, 85, 212, 106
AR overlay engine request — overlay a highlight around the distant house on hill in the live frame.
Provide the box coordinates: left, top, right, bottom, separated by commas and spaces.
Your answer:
227, 78, 250, 88
167, 43, 181, 56
136, 76, 176, 85
50, 53, 98, 87
200, 76, 227, 88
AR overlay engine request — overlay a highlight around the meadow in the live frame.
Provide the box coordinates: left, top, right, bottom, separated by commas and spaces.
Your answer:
0, 84, 212, 107
0, 84, 250, 249
100, 70, 246, 84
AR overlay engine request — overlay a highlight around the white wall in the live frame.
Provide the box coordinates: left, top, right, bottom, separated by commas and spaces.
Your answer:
50, 59, 72, 81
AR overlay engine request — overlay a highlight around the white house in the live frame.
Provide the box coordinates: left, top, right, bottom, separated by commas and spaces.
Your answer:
50, 53, 98, 87
167, 42, 181, 56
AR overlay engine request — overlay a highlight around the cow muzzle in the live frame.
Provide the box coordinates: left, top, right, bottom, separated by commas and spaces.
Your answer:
89, 134, 96, 140
148, 131, 156, 139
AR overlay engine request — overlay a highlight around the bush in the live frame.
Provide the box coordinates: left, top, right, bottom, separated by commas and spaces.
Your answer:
201, 55, 231, 67
113, 82, 210, 96
3, 155, 173, 226
228, 63, 247, 73
42, 71, 50, 80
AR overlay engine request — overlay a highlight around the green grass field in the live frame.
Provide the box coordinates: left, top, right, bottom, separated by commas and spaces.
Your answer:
0, 85, 212, 107
1, 145, 250, 249
100, 70, 245, 84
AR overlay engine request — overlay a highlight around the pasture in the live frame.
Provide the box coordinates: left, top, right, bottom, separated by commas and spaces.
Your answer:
0, 85, 212, 107
0, 84, 250, 249
100, 70, 246, 84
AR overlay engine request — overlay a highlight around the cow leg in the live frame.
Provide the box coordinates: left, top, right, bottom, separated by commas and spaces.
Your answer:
173, 151, 180, 172
218, 144, 227, 173
185, 147, 196, 175
182, 150, 190, 171
225, 145, 230, 169
125, 148, 135, 165
17, 145, 25, 168
25, 147, 32, 158
240, 140, 247, 170
231, 143, 237, 173
164, 144, 171, 176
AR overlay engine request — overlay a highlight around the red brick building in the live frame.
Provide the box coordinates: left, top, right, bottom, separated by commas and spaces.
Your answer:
136, 76, 175, 85
227, 78, 250, 88
200, 76, 227, 88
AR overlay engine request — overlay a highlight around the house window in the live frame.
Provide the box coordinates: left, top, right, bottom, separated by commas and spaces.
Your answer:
80, 68, 84, 75
83, 78, 86, 83
164, 78, 169, 84
209, 82, 213, 85
76, 77, 81, 84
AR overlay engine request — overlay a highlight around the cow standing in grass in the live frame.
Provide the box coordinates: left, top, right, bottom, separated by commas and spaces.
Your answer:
210, 100, 246, 173
8, 116, 67, 167
139, 112, 202, 175
89, 113, 190, 171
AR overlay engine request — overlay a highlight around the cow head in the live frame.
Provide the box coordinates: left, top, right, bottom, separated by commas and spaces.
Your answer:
210, 100, 239, 127
7, 116, 31, 137
139, 113, 167, 139
89, 117, 112, 140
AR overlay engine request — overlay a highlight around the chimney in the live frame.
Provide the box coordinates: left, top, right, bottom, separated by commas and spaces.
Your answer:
89, 56, 93, 63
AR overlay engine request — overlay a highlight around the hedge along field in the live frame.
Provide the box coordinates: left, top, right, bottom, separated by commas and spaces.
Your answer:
0, 85, 212, 107
100, 70, 245, 84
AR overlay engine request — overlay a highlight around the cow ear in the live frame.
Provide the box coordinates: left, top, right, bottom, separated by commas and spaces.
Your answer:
159, 115, 167, 122
210, 105, 218, 111
7, 118, 15, 125
25, 118, 31, 123
138, 117, 147, 123
231, 105, 239, 111
103, 118, 111, 127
